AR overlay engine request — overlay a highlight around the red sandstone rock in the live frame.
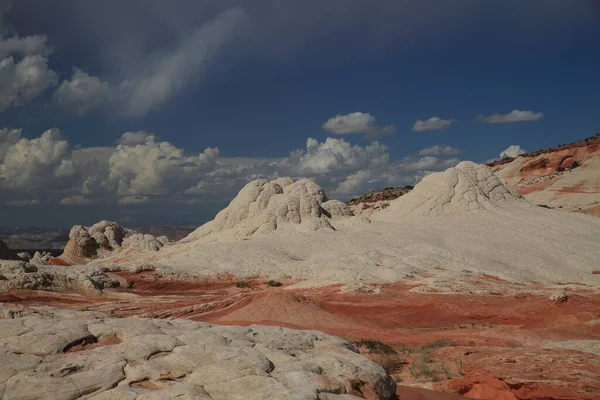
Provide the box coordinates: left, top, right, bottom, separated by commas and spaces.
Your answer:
489, 133, 600, 213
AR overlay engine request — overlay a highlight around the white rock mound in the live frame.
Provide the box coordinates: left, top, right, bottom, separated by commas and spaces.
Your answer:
53, 221, 163, 265
375, 161, 528, 218
0, 309, 396, 400
185, 178, 354, 241
122, 233, 164, 251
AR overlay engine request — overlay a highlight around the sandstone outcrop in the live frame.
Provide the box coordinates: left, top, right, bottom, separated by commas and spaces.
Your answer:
51, 221, 163, 266
0, 260, 120, 293
374, 161, 527, 218
0, 308, 396, 400
184, 178, 354, 242
488, 133, 600, 216
346, 187, 412, 216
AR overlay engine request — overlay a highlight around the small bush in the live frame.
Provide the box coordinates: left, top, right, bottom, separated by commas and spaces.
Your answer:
424, 338, 453, 349
410, 359, 440, 381
394, 344, 417, 354
266, 280, 283, 287
355, 339, 397, 355
455, 357, 464, 376
375, 354, 405, 374
235, 280, 251, 288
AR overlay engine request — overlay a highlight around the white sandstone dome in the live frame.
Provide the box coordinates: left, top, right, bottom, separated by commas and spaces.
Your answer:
375, 161, 529, 218
185, 178, 354, 241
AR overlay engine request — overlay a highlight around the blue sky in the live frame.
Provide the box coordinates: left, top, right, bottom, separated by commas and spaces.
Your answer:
1, 0, 599, 228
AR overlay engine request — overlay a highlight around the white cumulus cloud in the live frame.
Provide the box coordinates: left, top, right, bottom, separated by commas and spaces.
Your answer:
0, 34, 52, 59
0, 54, 58, 111
418, 145, 461, 156
106, 134, 219, 200
412, 117, 455, 131
322, 112, 396, 140
402, 156, 460, 171
476, 110, 543, 124
116, 131, 155, 146
499, 144, 526, 159
0, 30, 57, 111
0, 128, 76, 189
0, 127, 464, 208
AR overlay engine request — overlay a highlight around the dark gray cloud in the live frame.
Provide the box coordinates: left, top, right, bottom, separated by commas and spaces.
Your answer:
6, 0, 596, 68
2, 0, 596, 116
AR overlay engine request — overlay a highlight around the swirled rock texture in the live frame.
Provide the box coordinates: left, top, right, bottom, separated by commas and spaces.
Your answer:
374, 161, 527, 218
0, 260, 120, 293
51, 221, 163, 266
0, 309, 395, 400
184, 178, 354, 242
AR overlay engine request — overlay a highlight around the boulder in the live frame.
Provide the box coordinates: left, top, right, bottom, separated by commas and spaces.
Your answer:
51, 221, 162, 266
0, 260, 120, 293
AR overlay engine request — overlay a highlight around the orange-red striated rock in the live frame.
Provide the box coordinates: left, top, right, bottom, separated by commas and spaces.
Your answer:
489, 133, 600, 213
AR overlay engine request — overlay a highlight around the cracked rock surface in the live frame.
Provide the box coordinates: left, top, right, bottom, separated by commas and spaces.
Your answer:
0, 308, 395, 400
183, 178, 353, 242
375, 161, 528, 217
0, 260, 120, 293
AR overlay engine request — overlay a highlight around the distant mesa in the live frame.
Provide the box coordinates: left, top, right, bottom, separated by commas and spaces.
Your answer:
50, 220, 164, 266
183, 177, 354, 242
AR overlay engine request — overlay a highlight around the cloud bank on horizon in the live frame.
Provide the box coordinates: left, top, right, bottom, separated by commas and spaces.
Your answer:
0, 128, 460, 208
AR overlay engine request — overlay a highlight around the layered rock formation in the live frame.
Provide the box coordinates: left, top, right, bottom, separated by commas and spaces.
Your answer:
51, 221, 164, 266
184, 178, 354, 242
373, 161, 527, 218
488, 133, 600, 216
0, 308, 396, 400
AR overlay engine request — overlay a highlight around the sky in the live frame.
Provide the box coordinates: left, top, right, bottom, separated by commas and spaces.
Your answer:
0, 0, 599, 228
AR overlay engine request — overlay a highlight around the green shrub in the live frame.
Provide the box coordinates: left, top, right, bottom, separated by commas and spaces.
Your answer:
375, 354, 405, 374
424, 338, 453, 349
235, 280, 251, 288
266, 280, 283, 287
355, 339, 397, 355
